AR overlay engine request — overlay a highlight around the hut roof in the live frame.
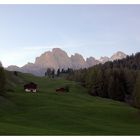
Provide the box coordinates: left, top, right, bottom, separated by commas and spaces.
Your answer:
24, 82, 37, 89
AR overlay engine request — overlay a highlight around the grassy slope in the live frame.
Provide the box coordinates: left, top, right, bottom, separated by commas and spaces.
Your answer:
0, 72, 140, 135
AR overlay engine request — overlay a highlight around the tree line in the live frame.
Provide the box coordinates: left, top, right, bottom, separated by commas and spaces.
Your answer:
67, 52, 140, 108
45, 68, 73, 78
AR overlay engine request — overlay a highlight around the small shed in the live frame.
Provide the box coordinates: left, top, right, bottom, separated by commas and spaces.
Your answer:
24, 82, 37, 93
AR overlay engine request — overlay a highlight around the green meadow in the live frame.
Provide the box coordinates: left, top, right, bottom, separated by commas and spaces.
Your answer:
0, 72, 140, 135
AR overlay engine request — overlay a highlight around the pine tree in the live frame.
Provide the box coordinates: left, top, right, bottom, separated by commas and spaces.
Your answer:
51, 69, 55, 78
57, 69, 60, 77
45, 68, 52, 78
14, 71, 18, 76
133, 72, 140, 108
0, 67, 6, 95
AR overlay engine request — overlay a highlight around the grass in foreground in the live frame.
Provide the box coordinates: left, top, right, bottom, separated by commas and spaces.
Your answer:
0, 72, 140, 135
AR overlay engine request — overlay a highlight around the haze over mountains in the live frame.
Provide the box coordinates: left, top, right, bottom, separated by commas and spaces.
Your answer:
6, 48, 127, 76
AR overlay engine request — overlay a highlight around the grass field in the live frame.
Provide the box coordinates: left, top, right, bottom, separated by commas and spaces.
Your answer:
0, 72, 140, 135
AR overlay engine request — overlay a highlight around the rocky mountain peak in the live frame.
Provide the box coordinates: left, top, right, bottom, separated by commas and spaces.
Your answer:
52, 48, 65, 52
71, 53, 86, 69
86, 57, 100, 68
99, 56, 110, 63
111, 51, 127, 61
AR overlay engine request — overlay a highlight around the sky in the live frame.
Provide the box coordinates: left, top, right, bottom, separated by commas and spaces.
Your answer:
0, 4, 140, 67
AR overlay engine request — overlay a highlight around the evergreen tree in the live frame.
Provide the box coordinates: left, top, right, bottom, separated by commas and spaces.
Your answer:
45, 68, 52, 78
0, 67, 6, 95
14, 71, 18, 76
51, 69, 55, 78
61, 68, 65, 73
57, 69, 60, 77
133, 72, 140, 108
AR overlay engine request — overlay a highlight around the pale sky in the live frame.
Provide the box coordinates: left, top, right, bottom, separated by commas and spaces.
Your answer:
0, 5, 140, 67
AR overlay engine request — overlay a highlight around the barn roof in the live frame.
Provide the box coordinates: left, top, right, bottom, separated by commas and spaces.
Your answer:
24, 82, 37, 89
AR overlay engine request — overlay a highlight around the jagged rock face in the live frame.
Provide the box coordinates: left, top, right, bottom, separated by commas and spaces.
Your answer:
99, 56, 110, 64
71, 53, 86, 69
111, 51, 127, 61
52, 48, 72, 69
35, 51, 58, 69
35, 48, 72, 70
86, 57, 100, 68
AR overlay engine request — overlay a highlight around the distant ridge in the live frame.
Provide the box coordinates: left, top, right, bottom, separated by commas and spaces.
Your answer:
6, 48, 127, 76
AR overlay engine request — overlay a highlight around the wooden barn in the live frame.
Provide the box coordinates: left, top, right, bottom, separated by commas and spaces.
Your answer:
24, 82, 37, 93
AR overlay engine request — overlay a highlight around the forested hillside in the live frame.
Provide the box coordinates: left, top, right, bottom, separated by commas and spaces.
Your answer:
67, 52, 140, 108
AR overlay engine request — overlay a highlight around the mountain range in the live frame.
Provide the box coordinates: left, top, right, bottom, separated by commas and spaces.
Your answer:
6, 48, 127, 76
